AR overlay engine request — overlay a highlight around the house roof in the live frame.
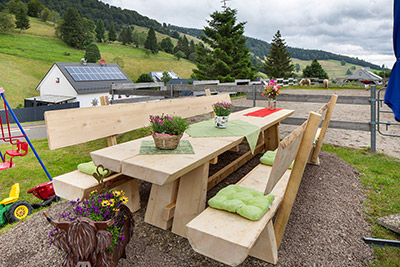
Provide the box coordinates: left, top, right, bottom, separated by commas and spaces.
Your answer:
149, 71, 181, 82
346, 68, 382, 82
38, 62, 133, 94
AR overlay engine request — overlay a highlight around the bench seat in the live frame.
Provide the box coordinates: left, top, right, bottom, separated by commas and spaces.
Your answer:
187, 164, 291, 265
53, 171, 140, 212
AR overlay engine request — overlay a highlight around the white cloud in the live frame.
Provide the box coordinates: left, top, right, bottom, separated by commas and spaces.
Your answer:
100, 0, 394, 67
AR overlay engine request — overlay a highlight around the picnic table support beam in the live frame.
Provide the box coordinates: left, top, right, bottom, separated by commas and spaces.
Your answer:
264, 124, 280, 151
172, 163, 209, 237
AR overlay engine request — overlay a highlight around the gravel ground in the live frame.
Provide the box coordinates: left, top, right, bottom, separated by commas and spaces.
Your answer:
0, 89, 381, 266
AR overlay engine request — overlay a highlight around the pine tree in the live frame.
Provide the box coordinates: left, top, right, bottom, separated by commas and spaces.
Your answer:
108, 24, 117, 42
84, 43, 101, 63
303, 58, 329, 79
95, 19, 105, 42
160, 37, 174, 53
58, 8, 86, 48
118, 26, 133, 45
15, 2, 29, 33
192, 5, 254, 82
145, 27, 158, 54
263, 30, 294, 79
27, 0, 43, 17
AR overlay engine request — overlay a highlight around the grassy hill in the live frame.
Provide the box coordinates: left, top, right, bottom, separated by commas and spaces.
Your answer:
291, 58, 371, 79
0, 18, 196, 108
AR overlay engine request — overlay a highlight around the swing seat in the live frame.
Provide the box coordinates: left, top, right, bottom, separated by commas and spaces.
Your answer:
2, 140, 28, 169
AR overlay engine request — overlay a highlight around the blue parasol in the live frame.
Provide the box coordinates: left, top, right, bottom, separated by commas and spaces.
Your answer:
385, 0, 400, 122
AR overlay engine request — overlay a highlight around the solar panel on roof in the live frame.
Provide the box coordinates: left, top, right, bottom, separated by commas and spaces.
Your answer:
65, 66, 126, 81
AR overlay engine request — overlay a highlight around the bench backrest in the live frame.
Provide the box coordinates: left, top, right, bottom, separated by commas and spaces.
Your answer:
45, 94, 231, 150
265, 111, 321, 194
309, 94, 337, 164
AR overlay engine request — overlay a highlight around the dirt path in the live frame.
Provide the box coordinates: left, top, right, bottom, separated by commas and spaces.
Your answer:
233, 89, 400, 159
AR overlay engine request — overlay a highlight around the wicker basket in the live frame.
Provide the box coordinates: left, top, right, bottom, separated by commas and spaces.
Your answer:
152, 133, 183, 150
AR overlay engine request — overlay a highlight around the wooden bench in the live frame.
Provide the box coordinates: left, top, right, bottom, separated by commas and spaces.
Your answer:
309, 94, 338, 165
186, 111, 322, 266
45, 93, 231, 212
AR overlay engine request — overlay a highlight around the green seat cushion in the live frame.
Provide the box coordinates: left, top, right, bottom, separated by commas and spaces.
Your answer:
208, 184, 275, 221
260, 150, 294, 169
77, 161, 111, 176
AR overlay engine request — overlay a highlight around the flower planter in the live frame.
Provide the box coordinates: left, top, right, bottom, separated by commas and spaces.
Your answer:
215, 115, 229, 128
152, 132, 183, 150
44, 204, 134, 267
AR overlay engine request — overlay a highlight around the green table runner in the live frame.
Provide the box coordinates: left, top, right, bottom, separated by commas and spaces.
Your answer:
186, 120, 260, 154
140, 140, 195, 155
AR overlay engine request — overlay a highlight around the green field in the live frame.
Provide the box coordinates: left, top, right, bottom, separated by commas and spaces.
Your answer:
0, 18, 196, 108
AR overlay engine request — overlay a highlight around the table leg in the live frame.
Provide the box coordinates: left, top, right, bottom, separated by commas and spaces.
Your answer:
172, 162, 209, 237
264, 123, 280, 151
114, 179, 141, 213
144, 179, 179, 230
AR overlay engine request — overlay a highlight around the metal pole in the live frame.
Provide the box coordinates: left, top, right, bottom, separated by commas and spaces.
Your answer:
370, 85, 376, 152
1, 92, 52, 181
252, 84, 256, 107
171, 84, 174, 98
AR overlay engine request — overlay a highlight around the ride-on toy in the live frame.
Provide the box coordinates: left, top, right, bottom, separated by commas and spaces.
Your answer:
0, 183, 32, 226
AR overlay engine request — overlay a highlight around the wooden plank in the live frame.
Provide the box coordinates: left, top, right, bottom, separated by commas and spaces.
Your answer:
111, 82, 164, 90
264, 124, 280, 151
172, 163, 209, 237
207, 141, 264, 191
247, 93, 370, 105
163, 202, 176, 222
144, 180, 179, 230
170, 84, 262, 93
45, 93, 231, 150
310, 94, 338, 164
111, 90, 175, 97
281, 117, 370, 131
229, 145, 240, 152
274, 112, 321, 248
248, 220, 278, 264
209, 157, 218, 165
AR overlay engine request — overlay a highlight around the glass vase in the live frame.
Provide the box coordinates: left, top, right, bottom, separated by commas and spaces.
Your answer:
267, 98, 276, 110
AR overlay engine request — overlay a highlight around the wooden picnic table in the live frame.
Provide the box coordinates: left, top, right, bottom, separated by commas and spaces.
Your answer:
90, 107, 294, 237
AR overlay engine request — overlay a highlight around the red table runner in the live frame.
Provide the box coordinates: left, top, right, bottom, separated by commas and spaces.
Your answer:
244, 107, 282, 117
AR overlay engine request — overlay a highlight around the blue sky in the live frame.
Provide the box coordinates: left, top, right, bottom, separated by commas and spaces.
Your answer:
101, 0, 395, 68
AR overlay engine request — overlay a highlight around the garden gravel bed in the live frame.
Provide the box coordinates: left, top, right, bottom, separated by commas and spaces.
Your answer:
0, 151, 373, 266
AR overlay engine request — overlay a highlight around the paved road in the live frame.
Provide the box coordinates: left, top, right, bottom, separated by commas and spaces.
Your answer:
0, 122, 47, 144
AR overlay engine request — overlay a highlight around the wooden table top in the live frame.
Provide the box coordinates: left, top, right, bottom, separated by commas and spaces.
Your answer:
90, 107, 294, 186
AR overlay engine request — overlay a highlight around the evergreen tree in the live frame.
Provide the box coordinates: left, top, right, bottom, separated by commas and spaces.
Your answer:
0, 10, 14, 33
5, 0, 24, 15
263, 30, 294, 79
145, 26, 158, 54
40, 7, 50, 22
84, 43, 101, 63
160, 37, 174, 53
161, 71, 172, 83
192, 5, 254, 82
27, 0, 43, 17
58, 8, 86, 48
303, 58, 329, 79
136, 73, 153, 83
174, 36, 190, 58
95, 19, 105, 42
118, 26, 133, 45
108, 24, 117, 42
15, 2, 29, 33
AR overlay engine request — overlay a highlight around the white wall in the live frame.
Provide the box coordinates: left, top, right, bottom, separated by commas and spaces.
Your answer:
77, 93, 110, 107
38, 65, 77, 98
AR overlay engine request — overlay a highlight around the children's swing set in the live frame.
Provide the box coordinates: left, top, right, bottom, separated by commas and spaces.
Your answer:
0, 88, 57, 226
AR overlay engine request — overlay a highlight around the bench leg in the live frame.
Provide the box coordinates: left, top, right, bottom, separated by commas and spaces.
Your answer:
308, 145, 321, 165
264, 123, 280, 151
113, 179, 141, 213
145, 180, 179, 230
249, 220, 279, 264
172, 162, 209, 237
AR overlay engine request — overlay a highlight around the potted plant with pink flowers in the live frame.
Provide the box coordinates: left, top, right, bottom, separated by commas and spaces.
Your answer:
150, 114, 189, 149
213, 101, 233, 128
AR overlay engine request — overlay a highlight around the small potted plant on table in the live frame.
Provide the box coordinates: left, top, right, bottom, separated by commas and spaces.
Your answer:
213, 101, 233, 128
45, 187, 134, 267
150, 114, 189, 150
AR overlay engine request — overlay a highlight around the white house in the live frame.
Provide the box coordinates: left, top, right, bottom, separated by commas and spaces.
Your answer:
35, 62, 134, 107
149, 71, 181, 82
